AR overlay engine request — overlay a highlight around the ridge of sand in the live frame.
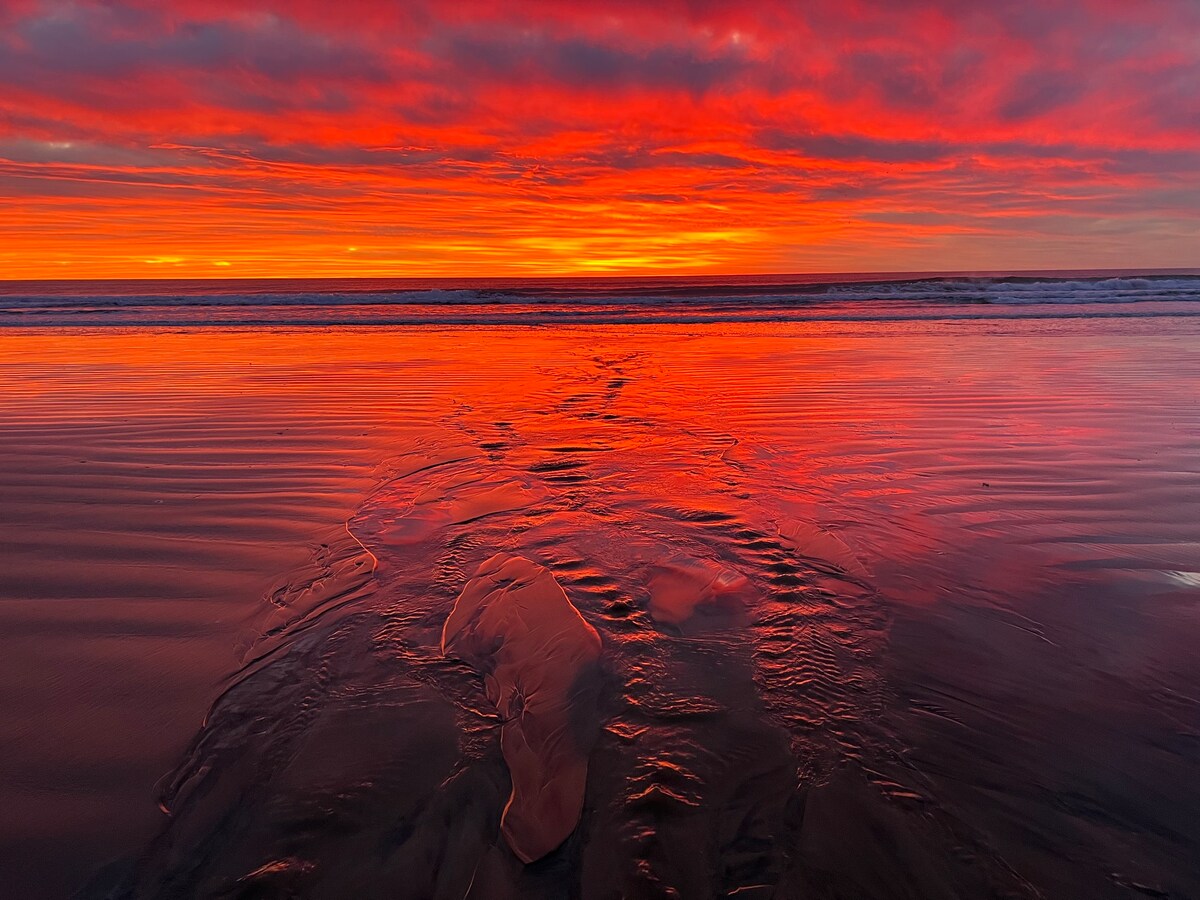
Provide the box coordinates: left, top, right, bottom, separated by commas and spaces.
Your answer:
442, 553, 602, 863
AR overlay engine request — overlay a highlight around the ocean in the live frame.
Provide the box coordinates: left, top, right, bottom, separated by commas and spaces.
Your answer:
2, 270, 1199, 326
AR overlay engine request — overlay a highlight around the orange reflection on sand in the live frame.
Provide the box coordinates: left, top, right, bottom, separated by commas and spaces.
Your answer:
2, 320, 1200, 897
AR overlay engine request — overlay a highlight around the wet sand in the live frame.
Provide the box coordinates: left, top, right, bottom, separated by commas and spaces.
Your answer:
0, 321, 1197, 898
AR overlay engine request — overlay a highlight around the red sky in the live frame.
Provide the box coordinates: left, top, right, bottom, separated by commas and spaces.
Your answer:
2, 0, 1198, 278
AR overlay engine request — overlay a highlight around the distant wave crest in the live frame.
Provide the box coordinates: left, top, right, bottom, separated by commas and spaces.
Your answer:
1, 272, 1198, 325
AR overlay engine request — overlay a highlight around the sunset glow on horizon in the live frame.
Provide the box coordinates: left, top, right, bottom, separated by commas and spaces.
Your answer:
3, 0, 1199, 279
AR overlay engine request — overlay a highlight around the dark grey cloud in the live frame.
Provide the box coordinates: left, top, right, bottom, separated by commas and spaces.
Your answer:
758, 129, 953, 164
425, 27, 752, 96
0, 4, 388, 85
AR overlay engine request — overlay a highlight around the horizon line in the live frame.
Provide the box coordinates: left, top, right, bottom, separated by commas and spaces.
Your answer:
3, 266, 1199, 285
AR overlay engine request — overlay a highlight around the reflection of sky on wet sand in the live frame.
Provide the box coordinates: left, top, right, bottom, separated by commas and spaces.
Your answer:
0, 318, 1197, 897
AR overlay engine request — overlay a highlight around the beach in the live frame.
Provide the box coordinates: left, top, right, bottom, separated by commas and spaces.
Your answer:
1, 298, 1198, 897
6, 0, 1200, 892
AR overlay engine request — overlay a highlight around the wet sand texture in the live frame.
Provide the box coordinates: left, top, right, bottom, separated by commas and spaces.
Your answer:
1, 325, 1198, 899
442, 554, 603, 863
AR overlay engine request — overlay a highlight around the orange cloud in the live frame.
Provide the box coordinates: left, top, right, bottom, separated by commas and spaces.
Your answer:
1, 0, 1198, 277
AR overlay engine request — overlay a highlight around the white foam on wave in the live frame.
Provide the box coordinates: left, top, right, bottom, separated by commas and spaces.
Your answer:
813, 276, 1200, 305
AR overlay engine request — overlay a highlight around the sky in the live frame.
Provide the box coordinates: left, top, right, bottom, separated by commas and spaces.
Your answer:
1, 0, 1198, 278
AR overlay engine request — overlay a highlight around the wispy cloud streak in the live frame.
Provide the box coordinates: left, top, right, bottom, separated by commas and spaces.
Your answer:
1, 0, 1197, 275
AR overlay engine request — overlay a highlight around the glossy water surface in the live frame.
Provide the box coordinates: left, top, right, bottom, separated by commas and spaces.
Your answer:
0, 316, 1197, 898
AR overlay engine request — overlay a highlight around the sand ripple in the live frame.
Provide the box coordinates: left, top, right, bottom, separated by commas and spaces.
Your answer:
16, 326, 1193, 899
